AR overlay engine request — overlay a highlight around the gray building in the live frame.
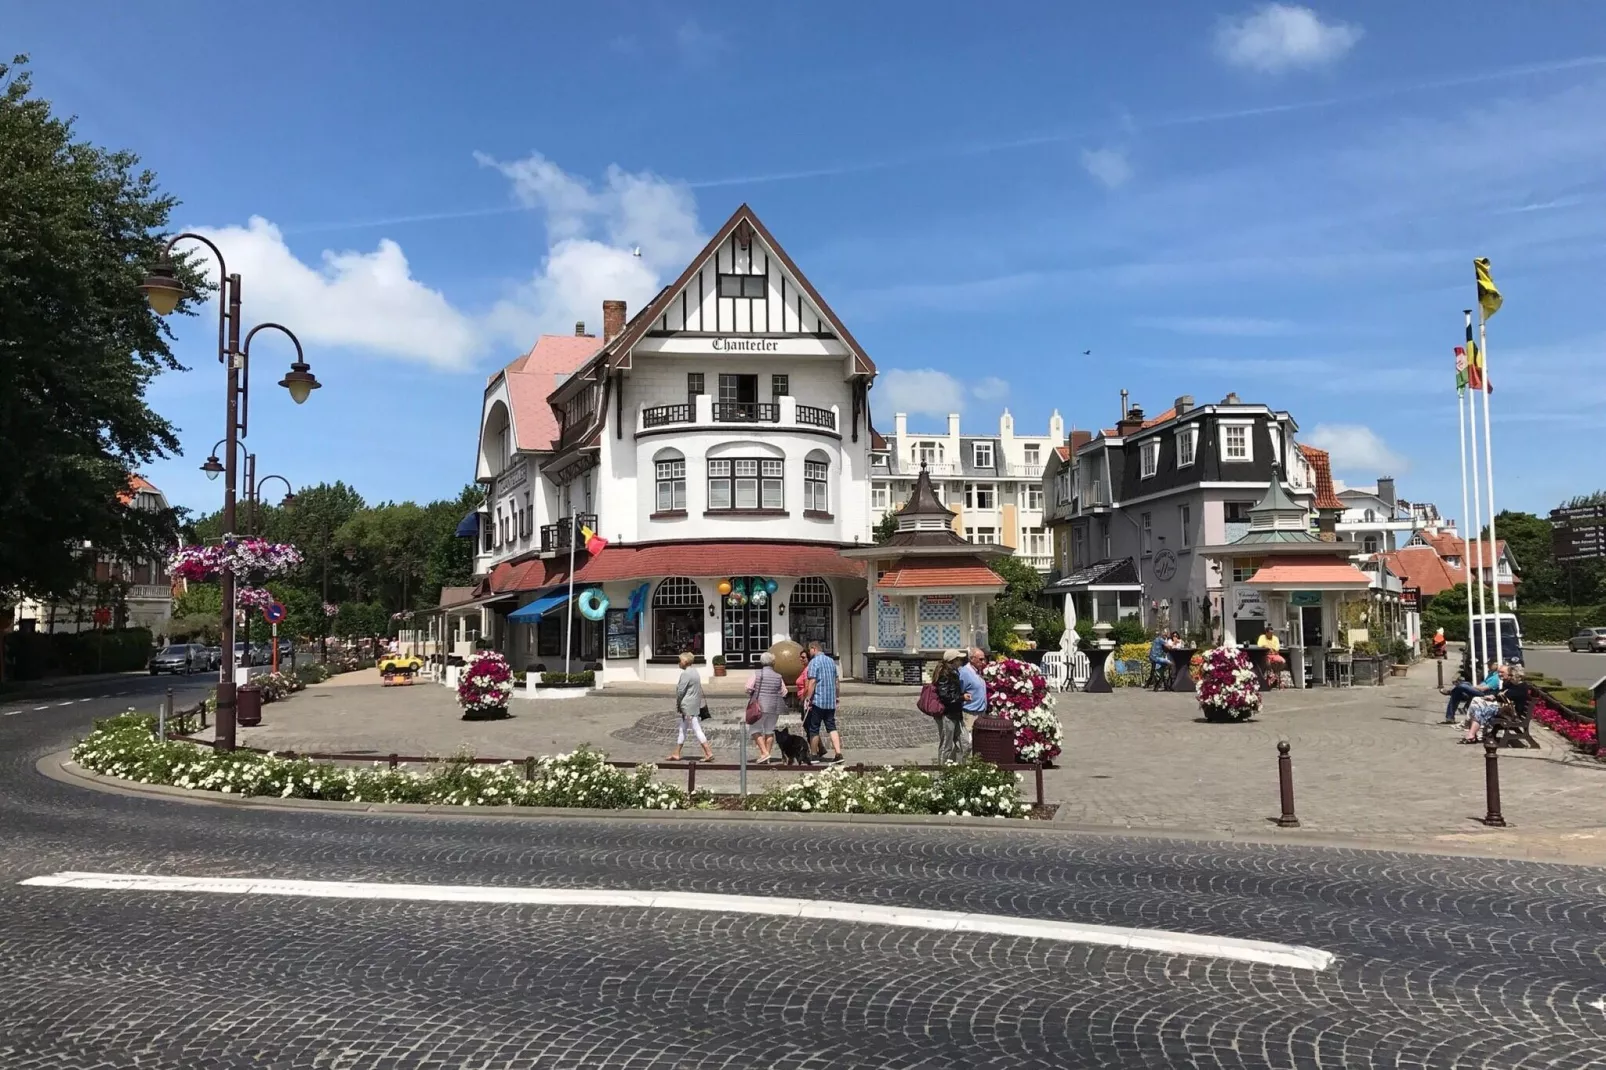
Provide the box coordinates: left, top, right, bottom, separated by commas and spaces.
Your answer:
1044, 394, 1324, 639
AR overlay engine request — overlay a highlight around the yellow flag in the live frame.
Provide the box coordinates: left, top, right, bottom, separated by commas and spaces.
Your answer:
1474, 257, 1502, 320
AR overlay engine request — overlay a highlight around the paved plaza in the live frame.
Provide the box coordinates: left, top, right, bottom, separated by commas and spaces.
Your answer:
231, 666, 1606, 853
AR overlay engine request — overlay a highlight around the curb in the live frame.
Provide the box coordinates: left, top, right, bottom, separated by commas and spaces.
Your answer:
36, 751, 1606, 866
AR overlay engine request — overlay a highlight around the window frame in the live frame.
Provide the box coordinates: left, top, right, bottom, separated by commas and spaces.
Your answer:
1176, 426, 1198, 468
654, 453, 687, 513
1022, 443, 1041, 466
804, 456, 830, 514
915, 441, 943, 466
771, 374, 789, 399
717, 273, 767, 299
1141, 511, 1153, 554
687, 372, 704, 401
870, 483, 890, 511
1220, 421, 1253, 462
651, 577, 705, 658
964, 526, 999, 545
972, 442, 994, 469
1179, 503, 1192, 548
964, 483, 997, 510
707, 456, 784, 513
1025, 483, 1044, 511
1140, 440, 1160, 479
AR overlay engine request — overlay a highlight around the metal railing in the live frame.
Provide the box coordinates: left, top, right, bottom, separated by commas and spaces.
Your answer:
795, 404, 836, 430
1007, 463, 1044, 478
539, 512, 598, 554
712, 401, 779, 423
642, 403, 692, 428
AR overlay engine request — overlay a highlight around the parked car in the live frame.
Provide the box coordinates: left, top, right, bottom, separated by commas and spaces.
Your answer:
202, 646, 222, 670
276, 637, 294, 662
1567, 627, 1606, 652
232, 641, 254, 668
148, 644, 200, 675
377, 651, 424, 675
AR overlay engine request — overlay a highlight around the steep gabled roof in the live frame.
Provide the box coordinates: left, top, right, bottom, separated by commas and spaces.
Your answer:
1296, 443, 1344, 511
499, 334, 603, 451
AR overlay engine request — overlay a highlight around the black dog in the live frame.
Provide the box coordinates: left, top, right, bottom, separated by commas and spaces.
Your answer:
775, 726, 814, 766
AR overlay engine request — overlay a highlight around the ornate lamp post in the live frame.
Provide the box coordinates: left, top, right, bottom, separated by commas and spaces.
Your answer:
141, 235, 320, 750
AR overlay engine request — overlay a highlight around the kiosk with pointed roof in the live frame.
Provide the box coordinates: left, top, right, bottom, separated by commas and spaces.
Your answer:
1197, 465, 1371, 686
842, 465, 1007, 684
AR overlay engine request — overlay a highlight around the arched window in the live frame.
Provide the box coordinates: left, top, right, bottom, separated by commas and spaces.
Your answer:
1364, 509, 1376, 523
804, 450, 830, 515
1362, 535, 1379, 555
652, 577, 703, 656
481, 401, 511, 477
653, 448, 686, 513
790, 576, 833, 651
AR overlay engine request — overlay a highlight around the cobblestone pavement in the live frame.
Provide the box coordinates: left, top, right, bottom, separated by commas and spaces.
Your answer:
4, 691, 1606, 1066
232, 667, 1606, 844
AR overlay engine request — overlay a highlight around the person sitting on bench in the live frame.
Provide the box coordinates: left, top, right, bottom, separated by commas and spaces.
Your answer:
1461, 664, 1511, 743
1441, 664, 1501, 725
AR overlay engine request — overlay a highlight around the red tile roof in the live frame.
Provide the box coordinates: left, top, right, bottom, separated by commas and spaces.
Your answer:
1099, 407, 1178, 438
1245, 555, 1372, 588
501, 335, 602, 451
117, 474, 158, 505
1053, 446, 1070, 462
1296, 444, 1344, 511
876, 557, 1005, 590
870, 427, 888, 450
1378, 546, 1461, 596
488, 542, 865, 593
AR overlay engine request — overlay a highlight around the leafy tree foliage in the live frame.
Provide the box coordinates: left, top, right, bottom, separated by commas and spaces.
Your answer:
0, 56, 196, 605
986, 554, 1065, 652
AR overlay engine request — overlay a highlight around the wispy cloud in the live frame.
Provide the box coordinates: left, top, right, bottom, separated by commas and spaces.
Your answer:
1214, 4, 1362, 74
1305, 424, 1407, 475
972, 377, 1010, 402
1081, 147, 1133, 189
877, 369, 967, 417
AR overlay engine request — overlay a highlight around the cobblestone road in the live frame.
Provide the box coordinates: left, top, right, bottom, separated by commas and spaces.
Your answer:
4, 689, 1606, 1066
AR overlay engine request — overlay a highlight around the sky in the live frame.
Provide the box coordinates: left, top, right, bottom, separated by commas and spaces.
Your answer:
10, 1, 1606, 522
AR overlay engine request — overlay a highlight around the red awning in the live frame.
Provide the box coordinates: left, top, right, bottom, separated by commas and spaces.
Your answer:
489, 542, 865, 593
1246, 555, 1371, 589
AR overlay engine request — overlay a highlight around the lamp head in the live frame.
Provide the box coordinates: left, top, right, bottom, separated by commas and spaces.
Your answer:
281, 491, 298, 508
139, 261, 185, 316
279, 361, 320, 405
200, 455, 224, 481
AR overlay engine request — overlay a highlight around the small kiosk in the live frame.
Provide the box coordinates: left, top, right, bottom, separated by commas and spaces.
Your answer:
842, 464, 1006, 684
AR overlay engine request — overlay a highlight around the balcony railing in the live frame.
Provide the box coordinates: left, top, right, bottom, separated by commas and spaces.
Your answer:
643, 403, 692, 428
713, 401, 779, 423
795, 404, 836, 430
540, 512, 598, 554
1007, 463, 1044, 478
1019, 554, 1054, 571
127, 584, 172, 602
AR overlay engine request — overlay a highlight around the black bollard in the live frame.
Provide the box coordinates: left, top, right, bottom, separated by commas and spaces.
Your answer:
1436, 659, 1444, 690
1482, 739, 1507, 827
1276, 741, 1300, 828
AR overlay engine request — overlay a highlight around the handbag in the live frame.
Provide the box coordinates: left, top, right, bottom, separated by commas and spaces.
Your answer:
916, 683, 945, 718
745, 696, 764, 725
698, 704, 710, 721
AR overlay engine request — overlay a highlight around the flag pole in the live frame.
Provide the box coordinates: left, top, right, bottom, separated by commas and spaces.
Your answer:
565, 515, 576, 675
1463, 310, 1489, 677
1477, 311, 1502, 666
1455, 346, 1476, 681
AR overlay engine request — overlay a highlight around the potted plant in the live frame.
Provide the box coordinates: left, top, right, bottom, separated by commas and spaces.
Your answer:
1195, 646, 1261, 723
457, 650, 514, 720
711, 654, 727, 677
979, 656, 1063, 765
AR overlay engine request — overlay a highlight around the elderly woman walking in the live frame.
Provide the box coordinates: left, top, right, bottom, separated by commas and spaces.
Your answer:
668, 650, 714, 762
933, 650, 968, 764
746, 651, 787, 764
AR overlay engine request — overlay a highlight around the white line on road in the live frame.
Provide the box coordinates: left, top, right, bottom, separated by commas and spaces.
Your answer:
33, 706, 49, 711
18, 872, 1334, 971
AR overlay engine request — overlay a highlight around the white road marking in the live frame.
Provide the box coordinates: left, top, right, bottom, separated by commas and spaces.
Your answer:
1591, 997, 1606, 1013
55, 701, 73, 707
33, 706, 49, 711
18, 872, 1333, 971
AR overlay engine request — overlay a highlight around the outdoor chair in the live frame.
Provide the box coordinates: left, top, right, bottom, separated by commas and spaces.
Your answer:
1069, 650, 1091, 692
1041, 651, 1070, 692
1325, 652, 1353, 688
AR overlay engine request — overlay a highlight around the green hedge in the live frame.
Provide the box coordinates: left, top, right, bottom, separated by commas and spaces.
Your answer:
1423, 604, 1606, 644
4, 627, 155, 680
538, 670, 595, 687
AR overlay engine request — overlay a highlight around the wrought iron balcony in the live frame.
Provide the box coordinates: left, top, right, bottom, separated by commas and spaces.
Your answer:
642, 403, 692, 428
540, 512, 599, 554
795, 404, 836, 430
713, 401, 779, 423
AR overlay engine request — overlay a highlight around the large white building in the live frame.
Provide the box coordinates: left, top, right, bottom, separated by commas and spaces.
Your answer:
870, 410, 1065, 571
449, 205, 880, 682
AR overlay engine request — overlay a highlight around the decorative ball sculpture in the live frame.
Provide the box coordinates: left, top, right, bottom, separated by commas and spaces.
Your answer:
765, 579, 779, 594
769, 639, 805, 684
752, 589, 768, 607
717, 580, 732, 596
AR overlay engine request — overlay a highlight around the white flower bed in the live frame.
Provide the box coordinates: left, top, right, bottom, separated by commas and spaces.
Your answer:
750, 759, 1028, 818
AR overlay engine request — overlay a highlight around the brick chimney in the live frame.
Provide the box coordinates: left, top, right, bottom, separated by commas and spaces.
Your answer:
1116, 405, 1146, 437
602, 300, 627, 343
574, 321, 587, 336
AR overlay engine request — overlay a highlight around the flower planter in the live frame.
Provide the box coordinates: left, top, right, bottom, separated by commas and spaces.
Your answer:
1389, 663, 1408, 677
461, 705, 510, 721
712, 664, 727, 677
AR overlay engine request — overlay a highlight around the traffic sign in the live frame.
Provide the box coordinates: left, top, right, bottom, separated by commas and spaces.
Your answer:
262, 602, 287, 624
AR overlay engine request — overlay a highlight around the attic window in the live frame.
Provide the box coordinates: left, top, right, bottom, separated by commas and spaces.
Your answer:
718, 274, 766, 298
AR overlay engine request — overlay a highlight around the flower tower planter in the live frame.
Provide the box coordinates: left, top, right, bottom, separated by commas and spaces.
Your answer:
979, 656, 1064, 765
1195, 647, 1261, 723
457, 651, 514, 721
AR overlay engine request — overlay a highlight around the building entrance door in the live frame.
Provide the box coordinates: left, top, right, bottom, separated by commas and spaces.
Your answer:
721, 577, 773, 667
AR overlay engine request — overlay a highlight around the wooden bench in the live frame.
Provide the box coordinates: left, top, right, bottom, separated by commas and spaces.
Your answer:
1483, 696, 1537, 749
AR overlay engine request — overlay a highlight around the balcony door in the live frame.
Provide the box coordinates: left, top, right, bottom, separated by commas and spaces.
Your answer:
717, 374, 759, 421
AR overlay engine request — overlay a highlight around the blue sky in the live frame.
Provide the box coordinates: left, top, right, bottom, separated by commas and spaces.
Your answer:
12, 2, 1606, 520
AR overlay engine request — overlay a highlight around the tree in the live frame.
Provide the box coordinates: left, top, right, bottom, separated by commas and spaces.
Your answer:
872, 509, 901, 545
986, 554, 1065, 652
0, 56, 194, 606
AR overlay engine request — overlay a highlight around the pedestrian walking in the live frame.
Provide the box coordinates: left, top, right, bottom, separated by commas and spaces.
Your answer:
746, 651, 786, 764
959, 647, 989, 734
933, 650, 967, 764
667, 650, 713, 762
800, 641, 844, 764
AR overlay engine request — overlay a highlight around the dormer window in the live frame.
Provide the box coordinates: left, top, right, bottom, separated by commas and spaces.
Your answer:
1140, 440, 1160, 479
1023, 443, 1040, 466
915, 441, 943, 466
1221, 422, 1252, 462
1176, 426, 1198, 468
973, 442, 994, 468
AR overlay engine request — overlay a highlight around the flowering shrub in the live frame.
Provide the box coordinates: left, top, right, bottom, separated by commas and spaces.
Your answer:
981, 657, 1063, 763
1110, 642, 1153, 687
236, 586, 275, 609
322, 602, 339, 618
72, 716, 690, 809
257, 671, 305, 702
1196, 646, 1260, 722
169, 537, 304, 582
748, 757, 1027, 817
1189, 653, 1204, 681
457, 651, 514, 719
1532, 697, 1599, 751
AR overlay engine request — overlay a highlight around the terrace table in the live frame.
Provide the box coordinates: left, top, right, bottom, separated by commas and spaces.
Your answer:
1165, 647, 1197, 693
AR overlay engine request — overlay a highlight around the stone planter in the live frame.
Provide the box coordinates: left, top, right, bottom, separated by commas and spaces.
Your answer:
1390, 663, 1409, 677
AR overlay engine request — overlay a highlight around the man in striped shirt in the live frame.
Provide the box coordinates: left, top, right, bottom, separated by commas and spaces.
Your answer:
801, 641, 844, 764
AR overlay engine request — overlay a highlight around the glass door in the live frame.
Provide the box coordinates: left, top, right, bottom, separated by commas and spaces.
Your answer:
721, 577, 773, 667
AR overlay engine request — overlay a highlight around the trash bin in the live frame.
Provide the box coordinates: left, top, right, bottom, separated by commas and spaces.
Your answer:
970, 715, 1016, 766
236, 683, 263, 727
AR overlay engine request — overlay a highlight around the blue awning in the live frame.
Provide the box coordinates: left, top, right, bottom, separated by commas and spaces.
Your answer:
506, 591, 571, 623
454, 511, 481, 538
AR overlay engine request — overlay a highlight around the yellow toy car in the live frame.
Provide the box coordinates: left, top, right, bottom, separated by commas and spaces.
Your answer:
377, 652, 424, 675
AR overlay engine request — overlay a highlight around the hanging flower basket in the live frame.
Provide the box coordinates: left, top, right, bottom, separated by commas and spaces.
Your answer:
322, 602, 340, 618
457, 651, 514, 720
235, 586, 275, 610
1196, 647, 1261, 723
980, 657, 1063, 764
168, 536, 304, 582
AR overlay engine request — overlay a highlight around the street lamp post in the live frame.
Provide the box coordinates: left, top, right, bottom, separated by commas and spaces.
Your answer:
141, 235, 320, 751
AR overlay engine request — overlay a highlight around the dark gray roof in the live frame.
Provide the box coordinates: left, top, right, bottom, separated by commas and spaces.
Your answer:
1042, 558, 1141, 593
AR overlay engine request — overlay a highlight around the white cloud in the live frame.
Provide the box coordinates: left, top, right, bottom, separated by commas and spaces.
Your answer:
876, 369, 966, 418
1214, 4, 1362, 74
1305, 423, 1407, 475
972, 376, 1010, 401
1081, 147, 1132, 189
190, 217, 481, 370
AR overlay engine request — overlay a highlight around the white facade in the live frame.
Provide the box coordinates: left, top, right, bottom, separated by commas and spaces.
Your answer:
871, 410, 1065, 571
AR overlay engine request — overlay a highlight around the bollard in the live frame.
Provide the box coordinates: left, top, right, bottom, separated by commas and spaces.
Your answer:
1482, 739, 1507, 827
524, 756, 536, 782
1436, 659, 1444, 690
388, 753, 399, 770
1275, 741, 1301, 828
1034, 763, 1045, 811
687, 762, 697, 795
160, 687, 173, 741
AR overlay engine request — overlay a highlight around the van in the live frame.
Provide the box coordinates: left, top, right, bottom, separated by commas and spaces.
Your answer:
1461, 613, 1523, 680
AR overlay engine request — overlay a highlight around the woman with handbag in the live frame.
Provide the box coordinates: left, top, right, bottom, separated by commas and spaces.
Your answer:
745, 651, 786, 764
925, 649, 968, 765
668, 650, 714, 763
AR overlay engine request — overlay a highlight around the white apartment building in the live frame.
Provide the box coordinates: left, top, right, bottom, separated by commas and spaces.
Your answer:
442, 205, 878, 683
869, 410, 1065, 572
